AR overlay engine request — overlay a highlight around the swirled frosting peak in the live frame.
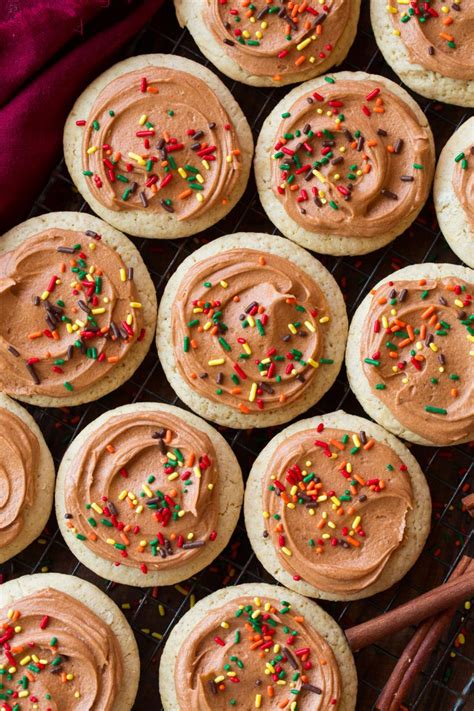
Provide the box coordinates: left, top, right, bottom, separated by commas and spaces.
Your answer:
262, 424, 413, 595
270, 76, 433, 238
387, 0, 474, 81
175, 595, 342, 710
63, 410, 219, 575
0, 228, 144, 398
79, 66, 242, 219
171, 248, 335, 414
0, 407, 39, 547
0, 587, 123, 710
206, 0, 353, 81
361, 276, 474, 445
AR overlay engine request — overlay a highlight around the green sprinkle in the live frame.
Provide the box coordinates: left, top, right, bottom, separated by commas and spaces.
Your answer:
329, 200, 338, 210
413, 163, 423, 170
364, 358, 380, 366
324, 76, 335, 83
281, 112, 291, 119
63, 382, 73, 391
424, 406, 447, 415
375, 383, 386, 390
183, 336, 190, 353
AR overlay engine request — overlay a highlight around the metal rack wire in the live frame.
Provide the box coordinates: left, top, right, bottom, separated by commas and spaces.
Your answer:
2, 2, 472, 709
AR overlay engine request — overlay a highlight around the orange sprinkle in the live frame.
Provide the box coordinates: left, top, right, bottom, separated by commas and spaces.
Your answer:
146, 86, 158, 94
107, 355, 119, 363
421, 305, 435, 320
439, 32, 454, 41
87, 532, 97, 542
346, 536, 360, 547
258, 256, 266, 266
451, 388, 459, 397
178, 189, 192, 199
238, 403, 249, 414
28, 331, 42, 340
329, 438, 345, 451
363, 438, 375, 450
295, 55, 306, 66
106, 444, 116, 453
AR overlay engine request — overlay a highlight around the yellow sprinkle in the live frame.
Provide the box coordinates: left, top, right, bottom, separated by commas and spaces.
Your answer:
208, 358, 225, 366
119, 268, 127, 282
304, 320, 316, 333
40, 290, 50, 301
202, 159, 210, 170
247, 315, 255, 327
352, 516, 361, 529
138, 114, 148, 125
142, 484, 153, 497
87, 146, 98, 154
196, 193, 204, 202
252, 610, 261, 619
214, 675, 225, 684
249, 382, 257, 402
221, 621, 229, 629
386, 5, 397, 13
352, 434, 361, 448
196, 173, 204, 184
297, 38, 312, 51
281, 546, 292, 556
288, 323, 297, 334
263, 511, 270, 519
319, 316, 330, 323
106, 538, 116, 545
130, 301, 142, 309
168, 472, 179, 481
454, 299, 464, 308
91, 307, 105, 315
194, 466, 202, 479
429, 343, 439, 352
178, 167, 187, 179
118, 490, 128, 501
19, 656, 31, 666
220, 280, 228, 288
203, 320, 213, 331
91, 502, 103, 514
308, 358, 319, 368
128, 152, 146, 166
243, 342, 252, 355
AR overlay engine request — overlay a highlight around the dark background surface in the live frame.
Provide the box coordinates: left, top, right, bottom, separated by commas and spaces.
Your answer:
1, 2, 473, 709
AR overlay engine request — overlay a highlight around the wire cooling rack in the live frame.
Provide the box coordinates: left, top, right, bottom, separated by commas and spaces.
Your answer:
1, 2, 473, 709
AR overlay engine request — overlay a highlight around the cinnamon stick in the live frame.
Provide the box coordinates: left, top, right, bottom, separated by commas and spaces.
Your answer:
375, 556, 472, 711
345, 565, 474, 652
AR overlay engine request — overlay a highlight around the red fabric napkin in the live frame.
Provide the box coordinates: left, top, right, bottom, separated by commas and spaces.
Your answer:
0, 0, 162, 232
